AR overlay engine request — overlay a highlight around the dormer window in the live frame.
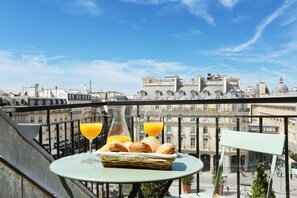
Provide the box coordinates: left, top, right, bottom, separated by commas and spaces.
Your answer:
178, 90, 186, 99
139, 90, 147, 99
167, 90, 174, 99
190, 90, 198, 99
155, 90, 162, 99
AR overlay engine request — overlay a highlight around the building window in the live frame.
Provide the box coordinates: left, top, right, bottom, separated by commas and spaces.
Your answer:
166, 114, 172, 121
166, 136, 172, 143
179, 105, 183, 110
191, 104, 196, 110
180, 114, 184, 121
38, 116, 42, 123
179, 91, 184, 99
155, 91, 162, 99
139, 124, 144, 131
203, 126, 208, 134
139, 135, 144, 141
191, 138, 195, 147
29, 100, 35, 106
232, 104, 237, 112
167, 91, 173, 99
203, 91, 209, 110
180, 125, 184, 133
191, 91, 197, 99
166, 125, 172, 132
30, 117, 34, 123
203, 138, 208, 149
190, 126, 196, 133
140, 92, 145, 99
190, 117, 196, 122
181, 137, 184, 147
216, 92, 221, 111
167, 105, 172, 111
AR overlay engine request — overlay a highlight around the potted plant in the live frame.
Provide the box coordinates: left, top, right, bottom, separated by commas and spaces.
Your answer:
212, 166, 227, 195
248, 162, 276, 198
141, 181, 171, 197
182, 175, 194, 193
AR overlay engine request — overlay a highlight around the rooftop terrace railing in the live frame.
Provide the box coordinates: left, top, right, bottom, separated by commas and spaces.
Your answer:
5, 96, 297, 198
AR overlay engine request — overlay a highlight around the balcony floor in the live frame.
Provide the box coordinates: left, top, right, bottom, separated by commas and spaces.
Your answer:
167, 168, 297, 198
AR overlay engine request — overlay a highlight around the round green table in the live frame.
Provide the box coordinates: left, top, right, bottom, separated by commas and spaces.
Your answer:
50, 153, 203, 197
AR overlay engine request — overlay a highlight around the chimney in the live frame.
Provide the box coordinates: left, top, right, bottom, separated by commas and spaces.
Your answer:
197, 75, 202, 92
34, 83, 39, 97
222, 75, 227, 94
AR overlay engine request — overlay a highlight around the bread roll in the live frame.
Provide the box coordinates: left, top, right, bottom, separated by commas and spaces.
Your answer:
99, 141, 128, 152
124, 141, 133, 151
156, 143, 175, 154
99, 143, 113, 152
129, 142, 152, 153
141, 136, 161, 153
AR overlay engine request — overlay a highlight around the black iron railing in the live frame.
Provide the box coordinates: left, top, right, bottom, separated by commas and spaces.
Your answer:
6, 96, 297, 198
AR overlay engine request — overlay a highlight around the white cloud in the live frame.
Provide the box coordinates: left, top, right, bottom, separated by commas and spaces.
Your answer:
181, 0, 215, 25
231, 14, 249, 23
120, 0, 215, 25
219, 0, 239, 8
119, 0, 178, 4
221, 0, 296, 53
0, 51, 195, 95
40, 0, 101, 16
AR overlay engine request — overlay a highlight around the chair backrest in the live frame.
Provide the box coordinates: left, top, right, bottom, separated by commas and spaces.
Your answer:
213, 130, 285, 198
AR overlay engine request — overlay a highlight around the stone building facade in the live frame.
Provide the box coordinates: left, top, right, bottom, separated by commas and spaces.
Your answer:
134, 74, 250, 172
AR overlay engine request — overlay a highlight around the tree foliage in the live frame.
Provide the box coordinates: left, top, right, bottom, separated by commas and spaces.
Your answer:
249, 162, 275, 198
140, 181, 170, 198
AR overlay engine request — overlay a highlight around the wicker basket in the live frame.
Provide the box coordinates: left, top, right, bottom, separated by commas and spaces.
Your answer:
96, 151, 177, 170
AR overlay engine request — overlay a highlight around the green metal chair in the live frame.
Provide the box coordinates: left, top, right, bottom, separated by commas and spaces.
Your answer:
180, 130, 285, 198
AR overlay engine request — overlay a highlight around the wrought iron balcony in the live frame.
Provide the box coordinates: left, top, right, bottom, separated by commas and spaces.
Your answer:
2, 96, 297, 198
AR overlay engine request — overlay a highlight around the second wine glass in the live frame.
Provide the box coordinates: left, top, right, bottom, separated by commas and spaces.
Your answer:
80, 107, 103, 164
143, 109, 163, 137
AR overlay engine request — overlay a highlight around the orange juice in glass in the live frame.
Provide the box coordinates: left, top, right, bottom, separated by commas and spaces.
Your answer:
143, 110, 163, 137
143, 122, 163, 137
106, 106, 132, 144
80, 123, 102, 139
80, 107, 103, 164
107, 135, 132, 143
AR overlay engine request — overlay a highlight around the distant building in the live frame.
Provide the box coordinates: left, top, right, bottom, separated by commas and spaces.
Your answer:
134, 74, 249, 173
1, 84, 129, 156
249, 76, 297, 154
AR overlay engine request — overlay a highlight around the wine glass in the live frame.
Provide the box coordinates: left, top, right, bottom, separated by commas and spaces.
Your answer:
80, 107, 103, 164
143, 107, 163, 137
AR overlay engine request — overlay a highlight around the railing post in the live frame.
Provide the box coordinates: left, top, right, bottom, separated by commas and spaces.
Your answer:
236, 118, 240, 198
56, 123, 60, 159
196, 117, 200, 193
70, 120, 75, 155
39, 126, 43, 145
178, 116, 182, 196
284, 117, 290, 198
64, 122, 67, 156
215, 117, 219, 170
47, 109, 51, 153
161, 117, 164, 144
259, 117, 263, 162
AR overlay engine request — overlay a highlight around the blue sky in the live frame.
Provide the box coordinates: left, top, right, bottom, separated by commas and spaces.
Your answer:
1, 0, 297, 95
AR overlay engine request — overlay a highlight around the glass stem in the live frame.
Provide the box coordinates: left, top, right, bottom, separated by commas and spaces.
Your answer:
89, 139, 93, 156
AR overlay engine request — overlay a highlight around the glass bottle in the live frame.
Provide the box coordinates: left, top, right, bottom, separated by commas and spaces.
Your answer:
106, 106, 132, 143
